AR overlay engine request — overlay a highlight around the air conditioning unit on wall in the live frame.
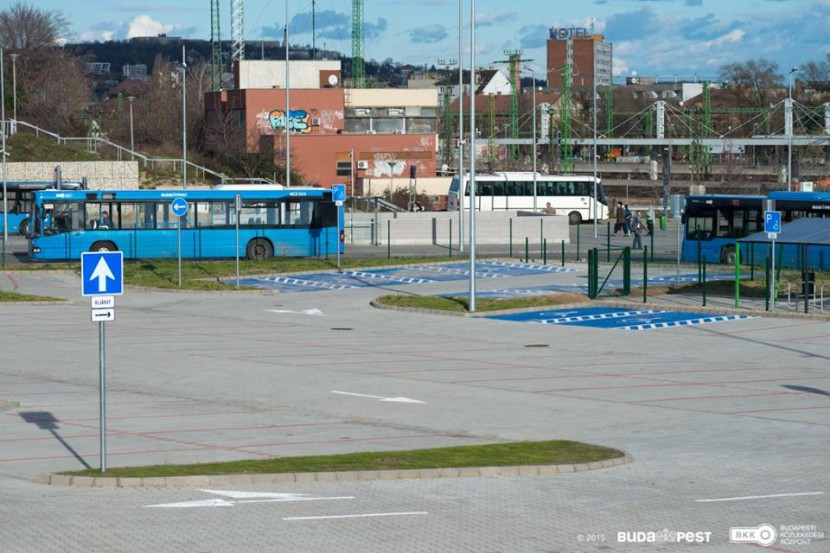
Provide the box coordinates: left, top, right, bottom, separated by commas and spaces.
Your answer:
357, 160, 369, 169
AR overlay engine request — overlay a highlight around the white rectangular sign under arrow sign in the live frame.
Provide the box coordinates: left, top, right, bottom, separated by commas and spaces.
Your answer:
91, 309, 115, 322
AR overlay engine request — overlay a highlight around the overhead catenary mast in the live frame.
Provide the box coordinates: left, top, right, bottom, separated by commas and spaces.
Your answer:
231, 0, 245, 62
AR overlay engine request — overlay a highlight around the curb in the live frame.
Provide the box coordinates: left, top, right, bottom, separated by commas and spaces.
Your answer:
36, 454, 632, 488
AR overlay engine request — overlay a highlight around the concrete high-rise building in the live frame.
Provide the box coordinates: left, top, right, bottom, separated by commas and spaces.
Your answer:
546, 27, 612, 89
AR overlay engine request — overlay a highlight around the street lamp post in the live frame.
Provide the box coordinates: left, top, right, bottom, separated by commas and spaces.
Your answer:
127, 96, 135, 160
457, 0, 464, 252
530, 67, 537, 212
592, 58, 598, 237
786, 67, 797, 192
10, 53, 18, 126
468, 0, 477, 312
285, 0, 292, 187
2, 48, 8, 244
181, 46, 187, 189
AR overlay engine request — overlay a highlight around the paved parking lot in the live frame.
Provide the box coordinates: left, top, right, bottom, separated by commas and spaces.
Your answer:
0, 266, 828, 552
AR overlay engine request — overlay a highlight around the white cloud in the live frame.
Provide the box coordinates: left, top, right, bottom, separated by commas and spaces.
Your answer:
126, 15, 178, 39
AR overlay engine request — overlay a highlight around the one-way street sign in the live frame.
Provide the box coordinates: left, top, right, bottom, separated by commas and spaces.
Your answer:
91, 309, 116, 322
81, 252, 124, 296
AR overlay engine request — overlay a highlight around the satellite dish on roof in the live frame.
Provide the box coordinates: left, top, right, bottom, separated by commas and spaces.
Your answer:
328, 74, 339, 86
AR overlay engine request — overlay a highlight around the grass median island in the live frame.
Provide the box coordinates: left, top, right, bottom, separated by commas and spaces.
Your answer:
63, 440, 624, 479
375, 292, 588, 312
0, 290, 64, 302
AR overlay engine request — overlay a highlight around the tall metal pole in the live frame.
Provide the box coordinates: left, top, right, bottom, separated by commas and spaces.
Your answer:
457, 0, 464, 252
786, 67, 796, 192
285, 1, 292, 187
10, 53, 18, 124
99, 321, 107, 472
531, 67, 537, 212
468, 0, 476, 312
182, 46, 187, 189
592, 55, 598, 237
2, 48, 8, 244
127, 96, 135, 160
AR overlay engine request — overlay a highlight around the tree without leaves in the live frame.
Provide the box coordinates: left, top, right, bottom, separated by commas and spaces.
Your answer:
0, 1, 69, 50
717, 58, 782, 107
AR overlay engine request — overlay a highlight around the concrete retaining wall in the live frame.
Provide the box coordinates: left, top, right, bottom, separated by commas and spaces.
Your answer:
6, 161, 139, 189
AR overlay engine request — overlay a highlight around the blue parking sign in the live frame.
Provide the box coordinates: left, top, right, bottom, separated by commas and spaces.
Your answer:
81, 252, 124, 296
332, 184, 346, 203
764, 210, 781, 234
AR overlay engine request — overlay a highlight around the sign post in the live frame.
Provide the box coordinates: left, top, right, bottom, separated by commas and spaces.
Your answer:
235, 194, 241, 288
171, 197, 189, 287
332, 184, 346, 271
81, 251, 123, 473
764, 210, 781, 313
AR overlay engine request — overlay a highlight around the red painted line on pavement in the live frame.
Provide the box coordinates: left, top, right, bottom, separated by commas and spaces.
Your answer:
730, 405, 830, 414
6, 273, 20, 289
630, 391, 797, 404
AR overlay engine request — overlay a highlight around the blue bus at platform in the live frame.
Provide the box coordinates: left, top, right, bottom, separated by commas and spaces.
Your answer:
28, 187, 343, 261
681, 191, 830, 268
0, 181, 85, 235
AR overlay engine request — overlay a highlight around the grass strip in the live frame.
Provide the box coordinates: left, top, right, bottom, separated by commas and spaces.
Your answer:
63, 440, 623, 479
375, 293, 587, 312
0, 290, 63, 301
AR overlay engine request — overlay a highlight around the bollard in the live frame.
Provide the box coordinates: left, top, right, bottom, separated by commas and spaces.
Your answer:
543, 239, 547, 265
643, 246, 648, 303
702, 259, 707, 307
449, 219, 452, 258
525, 237, 529, 263
576, 223, 580, 261
561, 240, 565, 267
387, 220, 391, 259
650, 230, 654, 262
750, 243, 755, 280
509, 218, 513, 258
606, 221, 611, 262
735, 242, 741, 309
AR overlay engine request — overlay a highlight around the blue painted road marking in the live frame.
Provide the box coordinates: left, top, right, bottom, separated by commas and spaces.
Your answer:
236, 261, 575, 293
488, 307, 752, 330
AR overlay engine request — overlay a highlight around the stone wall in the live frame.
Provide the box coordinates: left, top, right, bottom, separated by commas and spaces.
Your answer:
5, 161, 139, 189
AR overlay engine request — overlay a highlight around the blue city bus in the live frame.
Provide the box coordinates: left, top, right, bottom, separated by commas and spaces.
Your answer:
681, 191, 830, 267
0, 181, 85, 235
28, 187, 343, 261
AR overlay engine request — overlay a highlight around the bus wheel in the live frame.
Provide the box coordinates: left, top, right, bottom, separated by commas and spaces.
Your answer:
721, 246, 736, 265
18, 219, 29, 235
90, 241, 117, 253
568, 211, 582, 225
246, 238, 273, 261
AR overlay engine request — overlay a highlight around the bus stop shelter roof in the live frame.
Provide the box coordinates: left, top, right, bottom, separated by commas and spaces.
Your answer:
738, 218, 830, 246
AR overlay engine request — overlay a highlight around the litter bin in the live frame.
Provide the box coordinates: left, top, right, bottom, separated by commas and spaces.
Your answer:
659, 215, 667, 231
802, 270, 816, 296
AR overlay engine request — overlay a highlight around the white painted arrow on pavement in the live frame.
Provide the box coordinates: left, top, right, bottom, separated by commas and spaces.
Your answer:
331, 391, 426, 404
147, 490, 355, 508
268, 308, 324, 316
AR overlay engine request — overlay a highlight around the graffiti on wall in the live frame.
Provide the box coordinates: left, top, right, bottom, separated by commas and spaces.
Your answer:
268, 109, 311, 134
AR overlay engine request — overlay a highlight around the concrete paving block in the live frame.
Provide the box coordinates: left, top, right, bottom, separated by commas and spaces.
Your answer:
536, 465, 558, 476
497, 466, 522, 477
357, 470, 381, 481
46, 474, 72, 486
457, 467, 479, 477
141, 477, 168, 488
71, 476, 96, 487
557, 464, 575, 473
224, 474, 255, 485
93, 477, 118, 488
478, 466, 500, 477
517, 466, 540, 476
269, 473, 297, 484
437, 468, 460, 478
333, 471, 359, 482
314, 471, 338, 482
417, 468, 443, 479
294, 472, 315, 483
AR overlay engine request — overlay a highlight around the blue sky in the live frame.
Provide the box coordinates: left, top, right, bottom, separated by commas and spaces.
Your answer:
37, 0, 830, 81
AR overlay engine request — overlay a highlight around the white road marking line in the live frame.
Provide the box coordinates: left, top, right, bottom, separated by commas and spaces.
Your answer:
695, 491, 824, 503
331, 391, 426, 404
283, 511, 429, 521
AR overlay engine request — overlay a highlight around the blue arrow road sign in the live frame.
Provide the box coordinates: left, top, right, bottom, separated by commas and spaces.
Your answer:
171, 197, 189, 217
332, 184, 346, 202
764, 210, 781, 234
81, 252, 123, 296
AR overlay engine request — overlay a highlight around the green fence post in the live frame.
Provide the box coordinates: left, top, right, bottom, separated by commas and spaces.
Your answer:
650, 230, 654, 262
765, 256, 770, 311
449, 219, 452, 258
540, 219, 544, 254
543, 238, 547, 265
696, 225, 702, 284
702, 259, 707, 307
606, 221, 611, 262
643, 246, 648, 303
735, 242, 740, 309
623, 247, 631, 295
588, 248, 596, 299
509, 218, 513, 258
525, 237, 529, 263
750, 242, 755, 280
387, 220, 391, 259
561, 240, 565, 267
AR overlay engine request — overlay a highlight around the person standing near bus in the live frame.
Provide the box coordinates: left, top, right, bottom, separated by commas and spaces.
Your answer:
614, 202, 625, 235
624, 204, 632, 236
631, 211, 644, 250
